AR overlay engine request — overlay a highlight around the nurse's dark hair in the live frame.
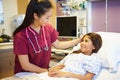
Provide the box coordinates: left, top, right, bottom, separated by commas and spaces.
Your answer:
73, 33, 102, 54
13, 0, 53, 36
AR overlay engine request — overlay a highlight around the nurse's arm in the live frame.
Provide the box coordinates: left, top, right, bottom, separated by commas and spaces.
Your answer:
18, 55, 48, 73
52, 38, 81, 49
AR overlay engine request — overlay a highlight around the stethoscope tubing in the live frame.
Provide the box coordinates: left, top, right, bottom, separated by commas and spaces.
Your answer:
26, 26, 48, 53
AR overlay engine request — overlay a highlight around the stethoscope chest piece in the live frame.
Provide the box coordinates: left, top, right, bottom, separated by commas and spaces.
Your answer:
44, 46, 49, 51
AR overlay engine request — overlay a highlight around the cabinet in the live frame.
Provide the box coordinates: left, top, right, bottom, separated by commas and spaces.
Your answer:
17, 0, 30, 14
0, 49, 14, 79
78, 9, 88, 36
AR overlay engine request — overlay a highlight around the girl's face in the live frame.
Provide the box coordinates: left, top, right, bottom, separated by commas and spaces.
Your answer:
34, 9, 52, 26
80, 35, 95, 55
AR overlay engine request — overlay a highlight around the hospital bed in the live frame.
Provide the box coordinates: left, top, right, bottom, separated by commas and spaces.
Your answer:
94, 32, 120, 80
14, 32, 120, 80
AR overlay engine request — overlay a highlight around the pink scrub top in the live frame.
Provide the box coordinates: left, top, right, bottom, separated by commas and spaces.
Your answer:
13, 24, 58, 73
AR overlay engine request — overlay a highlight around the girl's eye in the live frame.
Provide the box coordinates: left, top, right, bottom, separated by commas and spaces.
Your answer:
81, 39, 88, 42
85, 40, 88, 42
46, 16, 51, 19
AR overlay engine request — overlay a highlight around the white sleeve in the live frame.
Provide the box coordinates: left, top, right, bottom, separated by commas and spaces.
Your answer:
82, 57, 102, 75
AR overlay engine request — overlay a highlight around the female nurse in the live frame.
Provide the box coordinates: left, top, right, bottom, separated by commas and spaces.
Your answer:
13, 0, 81, 74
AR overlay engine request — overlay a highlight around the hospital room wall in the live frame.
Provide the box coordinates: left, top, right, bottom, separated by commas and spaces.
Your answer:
0, 0, 120, 37
91, 0, 120, 33
17, 0, 56, 29
0, 0, 18, 36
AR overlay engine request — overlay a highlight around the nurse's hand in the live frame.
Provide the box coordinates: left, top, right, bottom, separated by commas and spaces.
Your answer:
49, 64, 64, 72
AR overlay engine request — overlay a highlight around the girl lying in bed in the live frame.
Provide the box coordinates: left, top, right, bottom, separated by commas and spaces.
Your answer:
48, 33, 103, 80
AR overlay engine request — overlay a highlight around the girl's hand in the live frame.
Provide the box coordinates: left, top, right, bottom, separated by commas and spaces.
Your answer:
48, 64, 64, 77
51, 71, 70, 78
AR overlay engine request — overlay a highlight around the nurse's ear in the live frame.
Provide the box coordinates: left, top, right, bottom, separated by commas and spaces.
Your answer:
33, 13, 39, 20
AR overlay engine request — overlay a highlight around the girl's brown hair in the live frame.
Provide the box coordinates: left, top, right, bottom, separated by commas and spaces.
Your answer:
73, 33, 102, 54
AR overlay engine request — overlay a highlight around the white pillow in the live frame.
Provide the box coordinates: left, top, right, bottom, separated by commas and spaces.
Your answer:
72, 43, 80, 51
97, 32, 120, 72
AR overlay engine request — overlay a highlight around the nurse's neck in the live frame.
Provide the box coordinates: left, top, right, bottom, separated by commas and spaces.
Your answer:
30, 23, 42, 34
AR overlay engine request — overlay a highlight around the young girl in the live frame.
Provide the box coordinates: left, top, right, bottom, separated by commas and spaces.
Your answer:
13, 0, 80, 74
48, 33, 103, 80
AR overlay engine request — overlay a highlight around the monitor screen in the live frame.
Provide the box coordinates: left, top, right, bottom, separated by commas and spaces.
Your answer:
56, 16, 78, 38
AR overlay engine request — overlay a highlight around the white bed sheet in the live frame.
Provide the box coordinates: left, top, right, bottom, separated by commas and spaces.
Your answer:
95, 64, 120, 80
15, 67, 120, 80
38, 72, 78, 80
37, 65, 120, 80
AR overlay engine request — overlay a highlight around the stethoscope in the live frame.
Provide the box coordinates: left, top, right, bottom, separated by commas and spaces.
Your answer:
26, 26, 49, 53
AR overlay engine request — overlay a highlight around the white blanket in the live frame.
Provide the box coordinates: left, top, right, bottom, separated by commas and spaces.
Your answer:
15, 70, 120, 80
15, 72, 78, 80
38, 72, 78, 80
